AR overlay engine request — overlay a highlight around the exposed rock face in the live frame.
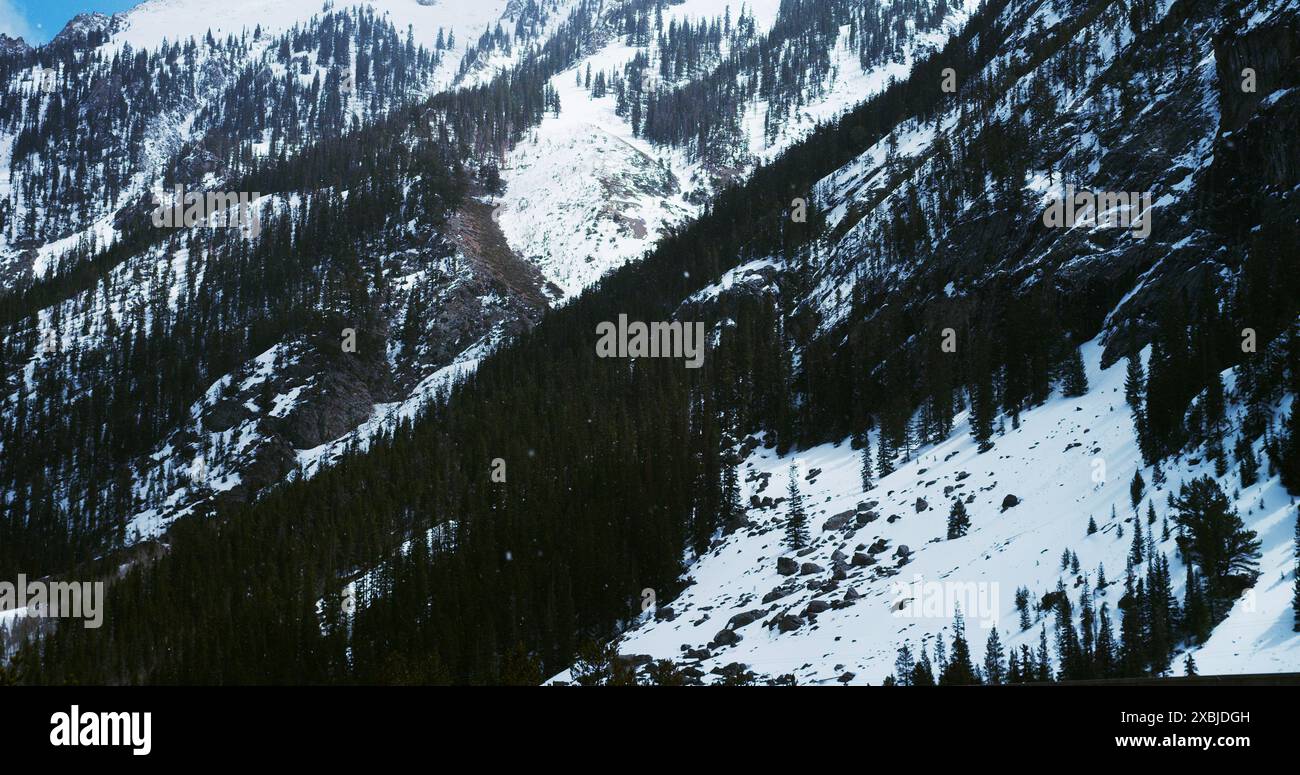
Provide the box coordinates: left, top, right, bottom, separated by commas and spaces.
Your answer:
0, 34, 31, 57
1213, 15, 1300, 133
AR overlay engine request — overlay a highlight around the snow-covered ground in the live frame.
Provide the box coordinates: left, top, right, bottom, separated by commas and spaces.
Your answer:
550, 338, 1300, 683
495, 0, 980, 300
112, 0, 516, 90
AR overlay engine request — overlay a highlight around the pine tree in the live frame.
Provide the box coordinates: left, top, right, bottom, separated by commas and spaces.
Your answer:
968, 355, 996, 453
1036, 626, 1052, 682
1172, 476, 1262, 608
1130, 470, 1145, 510
720, 439, 744, 533
876, 431, 894, 479
857, 431, 873, 492
947, 498, 970, 539
1183, 651, 1197, 677
1087, 515, 1098, 535
1119, 569, 1146, 677
784, 465, 809, 550
939, 608, 980, 685
1235, 435, 1259, 488
1145, 552, 1177, 675
1124, 354, 1145, 412
911, 645, 936, 686
1095, 603, 1117, 678
1019, 644, 1036, 684
894, 642, 915, 686
1129, 517, 1145, 567
1061, 345, 1088, 397
1007, 647, 1021, 684
1052, 579, 1080, 678
1182, 562, 1211, 644
983, 627, 1006, 685
1015, 586, 1032, 630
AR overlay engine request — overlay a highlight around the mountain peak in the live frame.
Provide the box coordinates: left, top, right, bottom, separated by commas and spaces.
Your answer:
51, 12, 121, 45
0, 33, 31, 56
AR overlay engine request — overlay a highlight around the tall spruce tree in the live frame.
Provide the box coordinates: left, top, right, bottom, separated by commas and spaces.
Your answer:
1036, 626, 1053, 682
939, 608, 980, 685
911, 645, 936, 686
947, 498, 970, 539
983, 627, 1006, 685
1118, 570, 1147, 677
894, 642, 915, 686
857, 430, 873, 492
1060, 345, 1089, 397
1125, 354, 1145, 413
784, 465, 809, 550
1129, 517, 1145, 567
1095, 603, 1117, 678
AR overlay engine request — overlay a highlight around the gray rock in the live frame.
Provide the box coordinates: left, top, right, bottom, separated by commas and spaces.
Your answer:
805, 599, 831, 615
1001, 494, 1021, 511
762, 583, 797, 604
710, 629, 742, 649
777, 615, 803, 633
799, 562, 824, 575
822, 510, 855, 531
727, 608, 767, 630
777, 556, 799, 575
914, 497, 929, 513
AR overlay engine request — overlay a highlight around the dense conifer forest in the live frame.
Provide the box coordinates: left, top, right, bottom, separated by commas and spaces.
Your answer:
5, 0, 1299, 685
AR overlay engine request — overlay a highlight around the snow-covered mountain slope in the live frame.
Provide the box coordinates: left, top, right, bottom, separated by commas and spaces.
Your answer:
495, 0, 980, 298
552, 339, 1298, 684
113, 0, 507, 54
3, 0, 996, 556
537, 0, 1300, 683
1, 0, 558, 551
108, 0, 536, 90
